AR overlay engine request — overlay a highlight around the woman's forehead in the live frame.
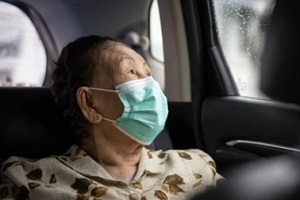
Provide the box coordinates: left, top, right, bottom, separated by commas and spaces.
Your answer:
117, 45, 143, 61
112, 46, 144, 69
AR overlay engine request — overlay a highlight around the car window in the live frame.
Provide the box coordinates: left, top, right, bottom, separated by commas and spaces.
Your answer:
149, 0, 164, 63
212, 0, 276, 98
148, 0, 166, 91
0, 1, 46, 87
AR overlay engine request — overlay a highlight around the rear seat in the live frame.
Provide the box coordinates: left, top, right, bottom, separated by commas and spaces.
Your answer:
0, 88, 74, 165
0, 87, 172, 173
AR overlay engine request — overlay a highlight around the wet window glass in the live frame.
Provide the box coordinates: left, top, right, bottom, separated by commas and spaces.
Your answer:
212, 0, 276, 98
0, 2, 46, 87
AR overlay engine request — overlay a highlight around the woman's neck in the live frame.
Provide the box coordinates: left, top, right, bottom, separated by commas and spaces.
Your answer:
80, 130, 143, 184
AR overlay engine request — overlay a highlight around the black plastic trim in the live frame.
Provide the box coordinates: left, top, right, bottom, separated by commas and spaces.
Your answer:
180, 0, 205, 148
226, 140, 300, 156
202, 96, 300, 155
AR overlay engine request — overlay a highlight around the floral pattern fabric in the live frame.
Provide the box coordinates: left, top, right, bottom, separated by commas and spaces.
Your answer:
0, 145, 224, 200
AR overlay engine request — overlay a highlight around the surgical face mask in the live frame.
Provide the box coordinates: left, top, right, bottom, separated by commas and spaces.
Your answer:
89, 76, 169, 145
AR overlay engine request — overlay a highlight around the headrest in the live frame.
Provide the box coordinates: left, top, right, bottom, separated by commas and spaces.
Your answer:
0, 88, 74, 160
122, 31, 150, 51
260, 1, 300, 104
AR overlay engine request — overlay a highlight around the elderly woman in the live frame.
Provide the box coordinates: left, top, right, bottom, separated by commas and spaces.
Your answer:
0, 36, 223, 200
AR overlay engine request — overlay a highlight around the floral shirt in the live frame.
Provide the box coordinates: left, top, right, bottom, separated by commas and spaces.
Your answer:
0, 145, 224, 200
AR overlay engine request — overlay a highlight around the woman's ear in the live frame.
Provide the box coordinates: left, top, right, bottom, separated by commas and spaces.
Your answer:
76, 87, 102, 124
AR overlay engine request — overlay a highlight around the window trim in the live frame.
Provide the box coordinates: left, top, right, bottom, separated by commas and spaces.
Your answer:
200, 0, 239, 96
158, 0, 191, 102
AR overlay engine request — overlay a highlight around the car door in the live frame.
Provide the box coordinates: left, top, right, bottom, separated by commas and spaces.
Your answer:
160, 0, 300, 176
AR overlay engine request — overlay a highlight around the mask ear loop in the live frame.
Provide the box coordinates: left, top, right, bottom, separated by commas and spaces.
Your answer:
102, 117, 115, 123
88, 87, 118, 123
89, 87, 118, 93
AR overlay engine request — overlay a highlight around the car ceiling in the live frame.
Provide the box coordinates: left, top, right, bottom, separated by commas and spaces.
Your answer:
20, 0, 151, 51
14, 0, 191, 102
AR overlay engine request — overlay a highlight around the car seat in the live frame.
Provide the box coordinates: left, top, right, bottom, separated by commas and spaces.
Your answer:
0, 87, 173, 180
0, 88, 74, 165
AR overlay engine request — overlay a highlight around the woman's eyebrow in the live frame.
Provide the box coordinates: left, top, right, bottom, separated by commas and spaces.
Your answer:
120, 55, 148, 67
122, 56, 136, 64
116, 55, 136, 71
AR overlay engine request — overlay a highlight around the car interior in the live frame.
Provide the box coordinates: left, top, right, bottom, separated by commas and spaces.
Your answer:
0, 0, 300, 198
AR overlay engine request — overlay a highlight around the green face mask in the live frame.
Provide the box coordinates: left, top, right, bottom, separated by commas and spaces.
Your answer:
89, 76, 169, 145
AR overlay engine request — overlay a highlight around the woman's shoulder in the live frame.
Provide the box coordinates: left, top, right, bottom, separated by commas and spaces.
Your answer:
148, 148, 225, 189
151, 148, 215, 161
1, 155, 56, 175
149, 148, 217, 170
0, 145, 78, 175
1, 145, 79, 171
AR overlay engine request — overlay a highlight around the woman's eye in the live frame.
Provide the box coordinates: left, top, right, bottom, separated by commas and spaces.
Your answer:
127, 69, 135, 74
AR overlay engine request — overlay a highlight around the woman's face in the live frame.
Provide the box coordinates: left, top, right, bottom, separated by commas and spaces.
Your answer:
93, 45, 152, 121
